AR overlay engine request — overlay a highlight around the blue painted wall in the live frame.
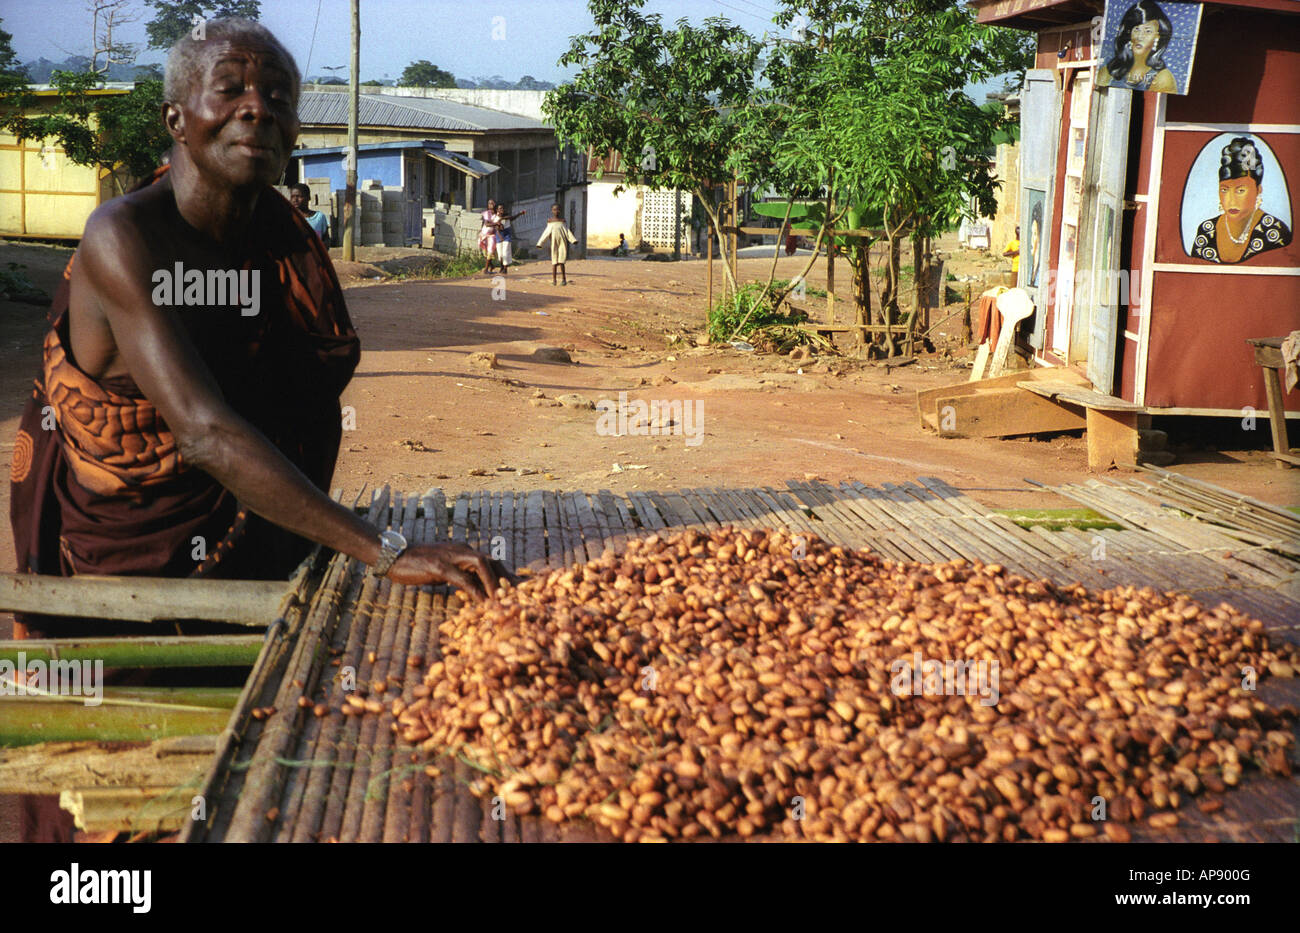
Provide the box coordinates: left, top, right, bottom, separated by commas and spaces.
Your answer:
299, 150, 404, 191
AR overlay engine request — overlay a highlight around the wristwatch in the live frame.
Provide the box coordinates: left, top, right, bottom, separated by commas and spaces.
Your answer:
370, 529, 408, 577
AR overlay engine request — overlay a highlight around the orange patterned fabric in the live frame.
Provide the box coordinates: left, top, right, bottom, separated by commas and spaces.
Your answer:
9, 429, 33, 484
9, 164, 360, 637
42, 327, 183, 497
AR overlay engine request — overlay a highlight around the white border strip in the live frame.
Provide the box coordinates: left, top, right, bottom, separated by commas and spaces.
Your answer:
1135, 94, 1166, 407
1151, 262, 1300, 275
1164, 123, 1300, 134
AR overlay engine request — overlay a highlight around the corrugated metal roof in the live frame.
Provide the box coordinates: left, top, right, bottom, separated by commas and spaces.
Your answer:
294, 139, 448, 156
292, 140, 501, 177
297, 92, 549, 132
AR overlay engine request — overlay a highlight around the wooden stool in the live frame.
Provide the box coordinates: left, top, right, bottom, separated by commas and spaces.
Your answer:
1246, 337, 1299, 468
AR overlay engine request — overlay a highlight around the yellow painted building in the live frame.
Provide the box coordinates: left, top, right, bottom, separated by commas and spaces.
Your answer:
0, 87, 133, 239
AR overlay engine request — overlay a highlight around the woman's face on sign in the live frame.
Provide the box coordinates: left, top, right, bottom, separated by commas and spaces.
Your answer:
1130, 21, 1159, 56
1219, 177, 1259, 219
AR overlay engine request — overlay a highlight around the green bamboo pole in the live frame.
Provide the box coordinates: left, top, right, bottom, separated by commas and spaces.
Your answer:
0, 691, 236, 745
0, 636, 263, 669
0, 685, 239, 710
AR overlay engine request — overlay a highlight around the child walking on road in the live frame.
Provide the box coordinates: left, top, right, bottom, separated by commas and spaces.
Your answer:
495, 203, 526, 274
479, 199, 500, 274
536, 203, 578, 286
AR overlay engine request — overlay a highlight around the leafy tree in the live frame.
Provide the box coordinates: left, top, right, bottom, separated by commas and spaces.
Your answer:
0, 17, 28, 79
515, 75, 554, 90
543, 0, 761, 295
144, 0, 261, 50
0, 72, 169, 195
398, 59, 456, 88
748, 0, 1031, 353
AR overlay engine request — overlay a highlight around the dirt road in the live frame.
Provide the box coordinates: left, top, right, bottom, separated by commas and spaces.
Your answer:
3, 240, 1295, 588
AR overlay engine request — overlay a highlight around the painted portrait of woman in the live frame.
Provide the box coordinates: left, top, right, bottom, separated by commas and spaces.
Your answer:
1098, 0, 1178, 94
1027, 199, 1044, 288
1189, 136, 1293, 264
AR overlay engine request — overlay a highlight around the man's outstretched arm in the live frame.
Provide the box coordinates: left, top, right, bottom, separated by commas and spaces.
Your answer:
73, 207, 502, 599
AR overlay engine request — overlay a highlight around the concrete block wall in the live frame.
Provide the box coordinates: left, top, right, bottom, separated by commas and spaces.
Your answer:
324, 179, 418, 247
422, 194, 556, 256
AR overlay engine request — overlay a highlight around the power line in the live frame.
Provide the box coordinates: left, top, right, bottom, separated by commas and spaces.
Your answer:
304, 0, 323, 79
707, 0, 778, 27
727, 0, 779, 15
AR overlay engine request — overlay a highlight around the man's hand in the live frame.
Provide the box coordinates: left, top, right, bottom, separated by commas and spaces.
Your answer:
386, 543, 513, 601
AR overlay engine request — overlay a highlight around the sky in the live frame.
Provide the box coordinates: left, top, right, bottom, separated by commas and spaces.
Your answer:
2, 0, 787, 82
1, 0, 1008, 98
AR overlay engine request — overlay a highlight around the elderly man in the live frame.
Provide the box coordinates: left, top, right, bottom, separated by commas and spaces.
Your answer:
9, 18, 501, 644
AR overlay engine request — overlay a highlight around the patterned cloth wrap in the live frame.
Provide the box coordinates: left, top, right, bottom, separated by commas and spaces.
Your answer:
8, 166, 361, 636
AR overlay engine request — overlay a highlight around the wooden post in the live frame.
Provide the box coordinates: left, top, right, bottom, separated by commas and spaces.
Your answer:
912, 233, 923, 352
1087, 408, 1140, 472
827, 239, 835, 325
923, 235, 933, 333
341, 0, 360, 261
962, 283, 973, 344
729, 174, 738, 288
1261, 361, 1293, 469
707, 207, 713, 317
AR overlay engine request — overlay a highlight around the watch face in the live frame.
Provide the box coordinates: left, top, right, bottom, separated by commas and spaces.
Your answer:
380, 530, 407, 550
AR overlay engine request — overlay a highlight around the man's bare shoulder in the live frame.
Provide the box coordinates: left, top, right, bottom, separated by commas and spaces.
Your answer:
80, 183, 175, 265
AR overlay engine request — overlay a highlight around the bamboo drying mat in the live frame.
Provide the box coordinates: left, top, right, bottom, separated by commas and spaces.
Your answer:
182, 477, 1300, 843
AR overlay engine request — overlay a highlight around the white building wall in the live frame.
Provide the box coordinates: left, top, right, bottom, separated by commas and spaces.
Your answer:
380, 87, 549, 121
588, 179, 641, 250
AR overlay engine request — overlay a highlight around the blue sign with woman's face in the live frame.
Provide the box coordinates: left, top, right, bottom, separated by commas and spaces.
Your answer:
1098, 0, 1203, 95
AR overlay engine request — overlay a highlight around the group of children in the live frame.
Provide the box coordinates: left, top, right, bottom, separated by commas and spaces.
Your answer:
478, 200, 579, 286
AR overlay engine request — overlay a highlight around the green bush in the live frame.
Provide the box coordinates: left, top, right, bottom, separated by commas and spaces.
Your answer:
707, 279, 811, 343
434, 250, 489, 278
381, 251, 487, 280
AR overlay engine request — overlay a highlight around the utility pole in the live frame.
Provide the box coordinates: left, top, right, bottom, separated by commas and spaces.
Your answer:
673, 190, 681, 261
342, 0, 360, 261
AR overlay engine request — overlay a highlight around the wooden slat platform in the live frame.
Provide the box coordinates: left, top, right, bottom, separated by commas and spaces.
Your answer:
1018, 381, 1146, 412
182, 476, 1300, 844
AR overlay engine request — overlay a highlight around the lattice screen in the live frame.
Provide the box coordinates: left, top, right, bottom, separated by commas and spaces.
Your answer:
639, 189, 693, 250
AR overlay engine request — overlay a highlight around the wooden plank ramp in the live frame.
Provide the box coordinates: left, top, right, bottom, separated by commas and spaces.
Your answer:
184, 478, 1299, 844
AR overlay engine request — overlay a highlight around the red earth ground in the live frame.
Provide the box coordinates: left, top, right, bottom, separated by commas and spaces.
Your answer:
2, 237, 1296, 594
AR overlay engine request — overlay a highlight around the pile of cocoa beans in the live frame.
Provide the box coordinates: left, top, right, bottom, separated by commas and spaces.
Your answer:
360, 527, 1299, 842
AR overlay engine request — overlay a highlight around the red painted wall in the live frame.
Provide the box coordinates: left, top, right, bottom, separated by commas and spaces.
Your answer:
1036, 23, 1095, 70
1143, 6, 1300, 411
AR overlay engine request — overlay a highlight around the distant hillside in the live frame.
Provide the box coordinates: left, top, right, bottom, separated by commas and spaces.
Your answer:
21, 56, 162, 83
456, 75, 555, 91
22, 57, 554, 90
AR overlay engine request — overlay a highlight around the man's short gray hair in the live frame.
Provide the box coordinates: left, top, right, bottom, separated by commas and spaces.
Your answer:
164, 17, 300, 105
